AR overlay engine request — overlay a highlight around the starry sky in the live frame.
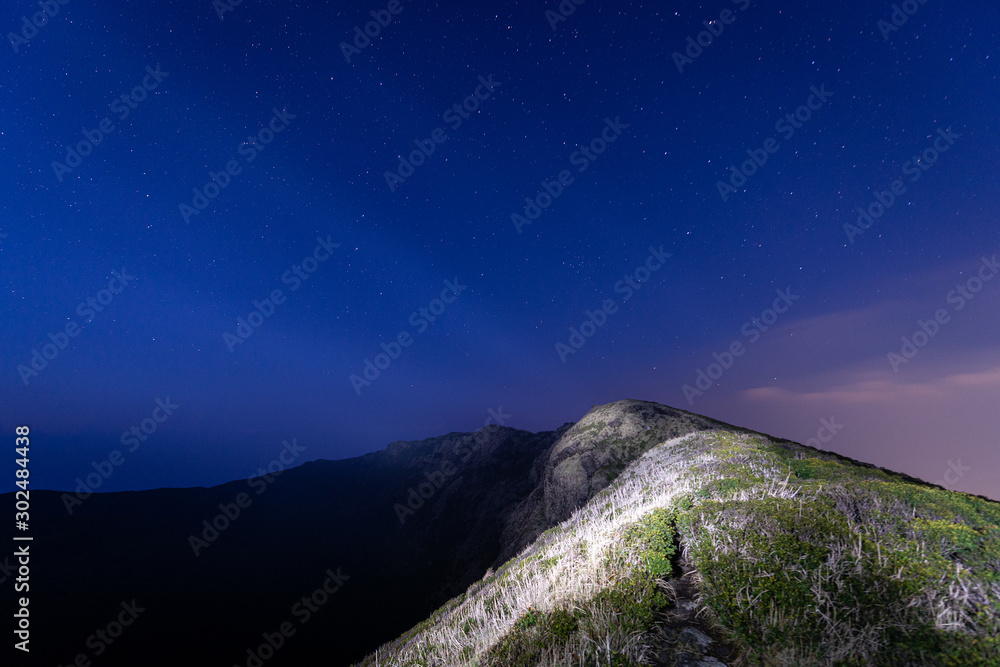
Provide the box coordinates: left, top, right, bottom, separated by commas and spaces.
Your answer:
2, 0, 999, 499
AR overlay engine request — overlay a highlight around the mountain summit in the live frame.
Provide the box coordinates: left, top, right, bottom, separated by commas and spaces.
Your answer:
5, 400, 998, 666
357, 400, 1000, 666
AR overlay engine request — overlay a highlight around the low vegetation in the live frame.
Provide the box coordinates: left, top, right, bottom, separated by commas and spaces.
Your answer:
356, 428, 1000, 666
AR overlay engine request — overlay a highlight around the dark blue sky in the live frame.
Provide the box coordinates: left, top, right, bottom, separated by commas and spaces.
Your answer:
3, 0, 999, 499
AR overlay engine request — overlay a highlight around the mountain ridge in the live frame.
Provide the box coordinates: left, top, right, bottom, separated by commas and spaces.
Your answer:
354, 401, 1000, 666
3, 399, 998, 667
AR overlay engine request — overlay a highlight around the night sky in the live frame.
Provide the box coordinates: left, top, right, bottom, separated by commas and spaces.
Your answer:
3, 0, 998, 499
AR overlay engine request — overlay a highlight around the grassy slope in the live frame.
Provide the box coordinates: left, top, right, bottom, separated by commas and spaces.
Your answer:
354, 429, 1000, 667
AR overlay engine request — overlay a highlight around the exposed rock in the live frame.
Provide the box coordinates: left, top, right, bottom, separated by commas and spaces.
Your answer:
679, 627, 714, 652
495, 399, 719, 564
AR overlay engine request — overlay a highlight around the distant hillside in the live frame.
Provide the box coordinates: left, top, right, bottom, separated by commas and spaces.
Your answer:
355, 407, 1000, 666
1, 423, 567, 666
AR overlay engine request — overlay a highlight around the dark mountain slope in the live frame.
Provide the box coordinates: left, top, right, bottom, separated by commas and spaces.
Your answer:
1, 424, 565, 667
